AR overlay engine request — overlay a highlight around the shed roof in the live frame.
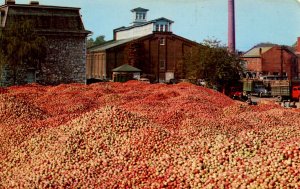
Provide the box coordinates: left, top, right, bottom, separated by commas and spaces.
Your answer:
242, 46, 273, 58
112, 64, 141, 72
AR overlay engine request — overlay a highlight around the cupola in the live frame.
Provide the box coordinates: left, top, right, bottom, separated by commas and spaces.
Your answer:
131, 7, 148, 26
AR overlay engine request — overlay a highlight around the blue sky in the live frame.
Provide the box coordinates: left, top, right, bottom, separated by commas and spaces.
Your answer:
16, 0, 300, 51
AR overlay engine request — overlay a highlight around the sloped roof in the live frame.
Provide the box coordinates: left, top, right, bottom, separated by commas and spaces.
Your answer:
112, 64, 141, 72
88, 37, 141, 52
131, 7, 148, 12
242, 46, 273, 58
151, 17, 174, 24
0, 3, 90, 35
88, 33, 199, 53
114, 17, 174, 32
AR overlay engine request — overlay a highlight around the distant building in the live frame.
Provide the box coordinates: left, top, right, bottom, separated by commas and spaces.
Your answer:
0, 0, 90, 86
87, 7, 199, 83
242, 45, 299, 80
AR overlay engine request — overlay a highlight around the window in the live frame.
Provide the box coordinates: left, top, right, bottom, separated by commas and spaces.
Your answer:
159, 38, 165, 45
155, 24, 159, 31
160, 25, 163, 32
160, 60, 165, 69
142, 13, 146, 20
165, 24, 168, 32
0, 10, 5, 26
26, 69, 36, 84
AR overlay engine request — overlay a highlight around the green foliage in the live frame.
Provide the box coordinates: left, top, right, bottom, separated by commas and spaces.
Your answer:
87, 35, 106, 48
184, 39, 243, 89
94, 35, 106, 45
0, 20, 46, 85
87, 38, 95, 48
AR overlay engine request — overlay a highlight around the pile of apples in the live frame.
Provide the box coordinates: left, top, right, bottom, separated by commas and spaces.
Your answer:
0, 81, 299, 188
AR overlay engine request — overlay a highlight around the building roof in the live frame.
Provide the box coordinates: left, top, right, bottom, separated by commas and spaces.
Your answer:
151, 17, 174, 24
0, 2, 90, 35
112, 64, 141, 72
88, 32, 199, 53
131, 7, 149, 12
88, 37, 141, 52
114, 17, 174, 33
242, 46, 273, 58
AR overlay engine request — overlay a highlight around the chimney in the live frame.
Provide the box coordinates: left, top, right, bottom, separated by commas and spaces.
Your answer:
297, 37, 300, 53
29, 1, 39, 5
5, 0, 15, 5
228, 0, 235, 53
259, 48, 262, 55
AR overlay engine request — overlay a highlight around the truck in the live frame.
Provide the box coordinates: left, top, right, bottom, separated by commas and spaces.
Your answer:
228, 86, 243, 100
242, 79, 271, 98
270, 80, 300, 101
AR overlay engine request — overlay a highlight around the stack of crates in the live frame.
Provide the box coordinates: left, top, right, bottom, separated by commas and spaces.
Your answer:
270, 80, 290, 97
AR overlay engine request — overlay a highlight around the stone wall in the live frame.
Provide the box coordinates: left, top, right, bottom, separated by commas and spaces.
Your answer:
0, 35, 87, 86
37, 35, 87, 85
0, 64, 28, 87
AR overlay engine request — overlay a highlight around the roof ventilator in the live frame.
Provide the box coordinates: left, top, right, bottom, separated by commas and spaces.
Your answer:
5, 0, 15, 5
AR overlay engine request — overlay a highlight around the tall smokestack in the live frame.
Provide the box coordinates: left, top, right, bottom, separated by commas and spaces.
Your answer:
228, 0, 235, 53
296, 37, 300, 54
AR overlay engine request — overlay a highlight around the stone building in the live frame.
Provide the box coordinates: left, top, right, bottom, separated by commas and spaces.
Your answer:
242, 44, 299, 80
87, 7, 199, 83
0, 0, 90, 86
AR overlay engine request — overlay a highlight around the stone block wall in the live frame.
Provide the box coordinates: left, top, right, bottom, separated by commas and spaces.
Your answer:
0, 64, 28, 86
37, 35, 87, 85
0, 35, 87, 86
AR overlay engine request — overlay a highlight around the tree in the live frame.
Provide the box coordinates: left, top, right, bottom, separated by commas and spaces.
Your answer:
94, 35, 106, 46
184, 39, 243, 91
87, 35, 106, 48
86, 38, 95, 48
0, 20, 46, 85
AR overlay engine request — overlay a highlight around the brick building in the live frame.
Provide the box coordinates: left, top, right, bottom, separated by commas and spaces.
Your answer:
87, 7, 199, 83
0, 0, 90, 86
242, 44, 299, 80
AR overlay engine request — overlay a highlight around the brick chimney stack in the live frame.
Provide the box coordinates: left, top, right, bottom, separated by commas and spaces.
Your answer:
297, 37, 300, 53
228, 0, 236, 53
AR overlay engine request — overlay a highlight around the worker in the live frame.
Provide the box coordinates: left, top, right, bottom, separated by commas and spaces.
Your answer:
246, 97, 252, 105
